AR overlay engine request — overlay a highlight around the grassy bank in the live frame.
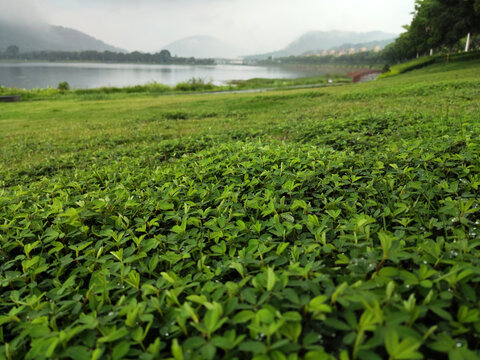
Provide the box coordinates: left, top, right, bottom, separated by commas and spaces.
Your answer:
227, 75, 350, 89
0, 74, 351, 101
379, 50, 480, 79
1, 60, 480, 359
0, 79, 220, 101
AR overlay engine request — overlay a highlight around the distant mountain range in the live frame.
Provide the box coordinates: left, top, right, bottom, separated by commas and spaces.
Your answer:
0, 22, 397, 60
161, 31, 397, 60
0, 20, 124, 53
162, 36, 244, 59
245, 31, 397, 59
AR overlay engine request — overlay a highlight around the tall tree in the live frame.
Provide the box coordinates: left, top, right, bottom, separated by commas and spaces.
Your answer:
4, 45, 19, 58
385, 0, 480, 62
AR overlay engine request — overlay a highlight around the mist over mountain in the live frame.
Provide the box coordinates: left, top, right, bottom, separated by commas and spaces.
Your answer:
245, 30, 397, 59
162, 36, 244, 59
0, 20, 124, 53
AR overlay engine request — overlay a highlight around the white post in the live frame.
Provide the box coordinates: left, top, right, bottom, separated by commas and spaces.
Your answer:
465, 32, 471, 52
430, 48, 433, 56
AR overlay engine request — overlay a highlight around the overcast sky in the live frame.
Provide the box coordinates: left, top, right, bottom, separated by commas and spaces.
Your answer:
3, 0, 416, 53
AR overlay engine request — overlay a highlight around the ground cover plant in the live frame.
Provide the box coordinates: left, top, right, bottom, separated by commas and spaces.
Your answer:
1, 60, 480, 360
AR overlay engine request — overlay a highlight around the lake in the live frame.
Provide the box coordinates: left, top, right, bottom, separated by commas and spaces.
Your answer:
0, 62, 345, 90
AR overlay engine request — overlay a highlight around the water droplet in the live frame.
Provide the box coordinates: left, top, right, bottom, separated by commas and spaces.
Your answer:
256, 333, 266, 340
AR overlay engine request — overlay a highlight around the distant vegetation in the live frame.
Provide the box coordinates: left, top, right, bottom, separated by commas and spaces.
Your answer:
258, 51, 386, 68
0, 48, 215, 65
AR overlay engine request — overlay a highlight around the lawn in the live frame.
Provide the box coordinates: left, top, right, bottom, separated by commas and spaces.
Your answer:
1, 60, 480, 360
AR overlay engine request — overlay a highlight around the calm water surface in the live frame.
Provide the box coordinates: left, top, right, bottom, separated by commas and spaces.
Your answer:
0, 62, 337, 89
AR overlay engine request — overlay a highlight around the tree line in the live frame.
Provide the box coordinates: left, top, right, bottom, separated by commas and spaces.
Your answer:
259, 51, 386, 67
0, 46, 215, 65
384, 0, 480, 62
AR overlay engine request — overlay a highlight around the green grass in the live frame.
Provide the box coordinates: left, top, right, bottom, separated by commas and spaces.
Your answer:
379, 50, 480, 79
378, 57, 438, 78
1, 60, 480, 360
0, 80, 214, 101
227, 75, 350, 89
0, 74, 350, 102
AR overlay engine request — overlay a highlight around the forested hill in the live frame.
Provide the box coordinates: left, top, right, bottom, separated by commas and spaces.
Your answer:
0, 21, 124, 53
245, 31, 396, 60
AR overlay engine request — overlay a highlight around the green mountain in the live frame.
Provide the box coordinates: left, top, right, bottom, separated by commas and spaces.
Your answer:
0, 20, 124, 53
162, 36, 244, 59
245, 30, 397, 59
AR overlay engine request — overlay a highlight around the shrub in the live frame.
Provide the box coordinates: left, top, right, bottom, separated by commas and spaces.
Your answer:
175, 77, 215, 91
57, 81, 71, 91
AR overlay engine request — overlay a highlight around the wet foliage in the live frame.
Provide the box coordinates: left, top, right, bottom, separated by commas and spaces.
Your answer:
1, 61, 480, 359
